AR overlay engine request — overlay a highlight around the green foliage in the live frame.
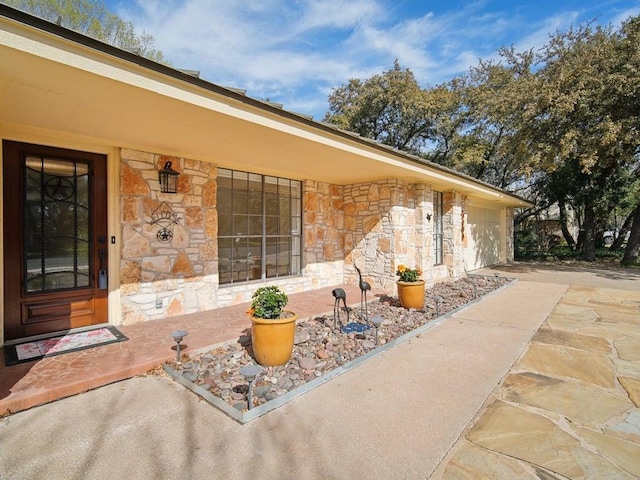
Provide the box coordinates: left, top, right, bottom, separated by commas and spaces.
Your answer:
395, 264, 422, 282
324, 15, 640, 264
324, 60, 434, 155
3, 0, 170, 64
443, 51, 537, 189
515, 230, 635, 265
514, 230, 540, 259
249, 286, 288, 320
520, 18, 640, 260
516, 244, 627, 262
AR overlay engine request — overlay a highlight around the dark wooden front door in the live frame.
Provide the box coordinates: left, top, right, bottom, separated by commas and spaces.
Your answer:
3, 141, 108, 341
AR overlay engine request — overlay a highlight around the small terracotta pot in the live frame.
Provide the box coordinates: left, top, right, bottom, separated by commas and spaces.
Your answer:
396, 280, 426, 309
250, 311, 298, 366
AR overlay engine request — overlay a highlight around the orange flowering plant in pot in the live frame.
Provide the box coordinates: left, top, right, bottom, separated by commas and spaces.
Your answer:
395, 264, 423, 282
247, 286, 298, 367
395, 264, 425, 309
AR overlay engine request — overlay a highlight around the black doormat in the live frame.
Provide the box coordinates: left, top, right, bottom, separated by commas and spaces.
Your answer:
3, 326, 128, 366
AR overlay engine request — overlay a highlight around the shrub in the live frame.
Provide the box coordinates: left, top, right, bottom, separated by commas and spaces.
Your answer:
249, 286, 288, 319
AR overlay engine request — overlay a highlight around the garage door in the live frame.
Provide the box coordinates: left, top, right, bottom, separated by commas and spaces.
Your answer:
464, 206, 502, 271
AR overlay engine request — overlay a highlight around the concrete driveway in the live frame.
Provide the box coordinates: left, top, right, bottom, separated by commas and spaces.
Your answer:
474, 261, 640, 291
1, 263, 639, 479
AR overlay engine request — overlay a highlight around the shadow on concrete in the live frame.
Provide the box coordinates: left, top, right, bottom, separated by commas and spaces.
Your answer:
474, 262, 640, 291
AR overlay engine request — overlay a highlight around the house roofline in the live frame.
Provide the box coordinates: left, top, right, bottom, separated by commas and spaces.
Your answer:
0, 4, 533, 208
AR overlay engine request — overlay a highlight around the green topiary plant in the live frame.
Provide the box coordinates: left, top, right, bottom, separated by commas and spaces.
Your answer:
248, 286, 288, 319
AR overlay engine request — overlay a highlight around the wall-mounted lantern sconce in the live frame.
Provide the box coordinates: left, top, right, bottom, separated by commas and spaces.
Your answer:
426, 213, 432, 222
158, 161, 179, 194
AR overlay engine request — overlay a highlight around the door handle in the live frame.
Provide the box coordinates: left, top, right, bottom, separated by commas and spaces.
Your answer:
98, 249, 107, 289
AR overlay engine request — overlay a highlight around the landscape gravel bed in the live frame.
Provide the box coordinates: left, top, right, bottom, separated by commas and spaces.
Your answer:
169, 275, 512, 413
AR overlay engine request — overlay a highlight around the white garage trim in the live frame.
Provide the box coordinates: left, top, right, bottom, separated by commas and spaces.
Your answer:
465, 204, 504, 271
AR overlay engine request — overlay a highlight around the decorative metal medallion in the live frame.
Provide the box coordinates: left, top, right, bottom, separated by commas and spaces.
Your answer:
45, 176, 74, 200
149, 201, 180, 243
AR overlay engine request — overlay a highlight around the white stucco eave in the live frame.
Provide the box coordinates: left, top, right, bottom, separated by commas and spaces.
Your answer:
0, 10, 531, 208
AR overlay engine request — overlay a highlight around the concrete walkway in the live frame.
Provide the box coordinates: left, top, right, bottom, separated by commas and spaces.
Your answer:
1, 265, 639, 479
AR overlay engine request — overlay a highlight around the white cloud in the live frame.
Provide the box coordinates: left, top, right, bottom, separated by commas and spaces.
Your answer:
611, 6, 640, 25
510, 12, 581, 54
111, 0, 640, 118
295, 0, 385, 31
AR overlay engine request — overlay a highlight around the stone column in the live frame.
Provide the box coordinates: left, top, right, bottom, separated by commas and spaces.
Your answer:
443, 191, 465, 279
413, 183, 432, 279
303, 180, 345, 286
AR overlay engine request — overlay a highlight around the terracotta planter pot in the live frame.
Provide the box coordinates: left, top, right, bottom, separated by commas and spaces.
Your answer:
250, 311, 298, 366
396, 280, 426, 309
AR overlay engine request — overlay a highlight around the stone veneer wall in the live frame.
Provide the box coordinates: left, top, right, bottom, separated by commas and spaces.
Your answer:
118, 147, 477, 325
119, 152, 348, 323
119, 148, 218, 325
342, 180, 465, 293
302, 180, 345, 285
443, 191, 466, 279
413, 183, 440, 285
343, 180, 400, 292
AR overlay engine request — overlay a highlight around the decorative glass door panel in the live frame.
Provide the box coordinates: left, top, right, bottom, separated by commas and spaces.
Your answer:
24, 157, 91, 293
3, 141, 108, 341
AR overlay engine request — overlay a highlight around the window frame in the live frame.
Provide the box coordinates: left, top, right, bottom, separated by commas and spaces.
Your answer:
217, 168, 302, 285
433, 190, 444, 266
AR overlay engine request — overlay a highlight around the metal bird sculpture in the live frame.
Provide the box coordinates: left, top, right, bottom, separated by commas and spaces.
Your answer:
331, 287, 349, 328
354, 265, 371, 321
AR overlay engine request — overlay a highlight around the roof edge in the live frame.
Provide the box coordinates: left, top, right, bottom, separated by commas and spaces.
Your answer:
1, 4, 533, 208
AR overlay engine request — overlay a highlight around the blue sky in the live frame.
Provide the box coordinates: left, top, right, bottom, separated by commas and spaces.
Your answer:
106, 0, 640, 120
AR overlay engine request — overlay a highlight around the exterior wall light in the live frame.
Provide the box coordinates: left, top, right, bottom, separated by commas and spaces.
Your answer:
158, 161, 179, 193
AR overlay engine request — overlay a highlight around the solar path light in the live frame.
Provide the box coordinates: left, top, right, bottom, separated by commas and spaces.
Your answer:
433, 295, 443, 317
370, 315, 384, 346
170, 330, 188, 364
240, 364, 263, 410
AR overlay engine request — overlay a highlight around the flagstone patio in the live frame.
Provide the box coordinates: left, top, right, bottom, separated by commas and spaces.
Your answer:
435, 285, 640, 479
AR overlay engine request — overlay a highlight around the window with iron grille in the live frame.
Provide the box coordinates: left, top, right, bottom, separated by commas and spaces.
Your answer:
433, 191, 443, 265
217, 168, 302, 285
